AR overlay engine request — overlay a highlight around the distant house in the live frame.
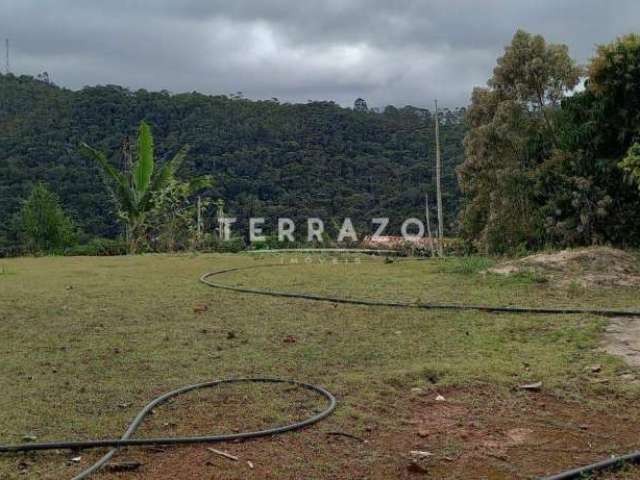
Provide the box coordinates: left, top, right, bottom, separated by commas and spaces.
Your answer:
361, 235, 435, 249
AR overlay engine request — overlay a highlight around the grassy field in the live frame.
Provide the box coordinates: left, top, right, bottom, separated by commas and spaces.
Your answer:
1, 253, 639, 479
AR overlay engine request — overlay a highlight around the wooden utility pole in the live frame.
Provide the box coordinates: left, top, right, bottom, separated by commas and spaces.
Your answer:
425, 194, 435, 257
196, 195, 203, 247
434, 100, 444, 256
121, 136, 133, 244
216, 199, 225, 240
4, 39, 9, 74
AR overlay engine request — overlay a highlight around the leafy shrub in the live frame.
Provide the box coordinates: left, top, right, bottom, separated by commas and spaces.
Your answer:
200, 235, 246, 253
0, 245, 26, 258
64, 238, 128, 256
18, 183, 77, 253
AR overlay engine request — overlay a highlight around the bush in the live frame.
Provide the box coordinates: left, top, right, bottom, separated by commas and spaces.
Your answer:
0, 245, 25, 258
18, 183, 77, 253
200, 234, 247, 253
64, 238, 128, 256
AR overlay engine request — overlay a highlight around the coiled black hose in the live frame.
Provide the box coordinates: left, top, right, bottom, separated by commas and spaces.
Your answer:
0, 378, 337, 480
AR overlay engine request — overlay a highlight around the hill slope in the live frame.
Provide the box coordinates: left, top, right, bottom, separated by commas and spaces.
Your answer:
0, 74, 465, 246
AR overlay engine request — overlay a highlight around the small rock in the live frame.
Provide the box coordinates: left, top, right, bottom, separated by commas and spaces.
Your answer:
104, 461, 142, 472
22, 435, 37, 442
407, 460, 429, 474
193, 304, 208, 313
410, 387, 424, 395
518, 381, 542, 391
620, 373, 636, 381
70, 457, 82, 464
590, 365, 602, 373
435, 394, 446, 402
417, 429, 429, 438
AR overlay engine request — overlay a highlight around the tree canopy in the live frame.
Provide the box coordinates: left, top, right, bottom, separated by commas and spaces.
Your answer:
459, 30, 640, 253
0, 74, 466, 252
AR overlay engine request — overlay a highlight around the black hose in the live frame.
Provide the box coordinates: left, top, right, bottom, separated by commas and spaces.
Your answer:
4, 257, 639, 480
200, 261, 640, 479
0, 378, 336, 480
200, 265, 640, 317
540, 452, 640, 479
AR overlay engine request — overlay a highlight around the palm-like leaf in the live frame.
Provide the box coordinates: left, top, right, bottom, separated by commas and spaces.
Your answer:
80, 143, 137, 214
187, 175, 213, 194
134, 121, 154, 193
82, 123, 192, 253
139, 145, 190, 212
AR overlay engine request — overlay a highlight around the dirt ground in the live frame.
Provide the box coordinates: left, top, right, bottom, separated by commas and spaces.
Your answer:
489, 247, 640, 288
3, 254, 640, 480
74, 387, 640, 480
602, 317, 640, 369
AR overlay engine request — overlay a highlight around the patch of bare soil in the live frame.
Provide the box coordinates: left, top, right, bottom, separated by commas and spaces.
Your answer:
602, 317, 640, 369
89, 387, 640, 480
489, 247, 640, 287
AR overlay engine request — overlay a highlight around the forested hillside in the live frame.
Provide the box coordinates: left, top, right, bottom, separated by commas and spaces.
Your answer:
0, 74, 465, 248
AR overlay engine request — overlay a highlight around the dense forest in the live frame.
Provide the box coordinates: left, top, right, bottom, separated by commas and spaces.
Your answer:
4, 30, 637, 257
0, 74, 465, 252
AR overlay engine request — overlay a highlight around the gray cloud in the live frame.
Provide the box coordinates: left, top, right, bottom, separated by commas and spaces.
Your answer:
2, 0, 638, 108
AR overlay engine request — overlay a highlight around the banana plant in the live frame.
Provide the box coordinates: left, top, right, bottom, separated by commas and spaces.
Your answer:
80, 121, 189, 253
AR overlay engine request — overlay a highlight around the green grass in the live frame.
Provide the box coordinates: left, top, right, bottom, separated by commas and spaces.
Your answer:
0, 253, 638, 479
435, 255, 495, 274
0, 264, 14, 276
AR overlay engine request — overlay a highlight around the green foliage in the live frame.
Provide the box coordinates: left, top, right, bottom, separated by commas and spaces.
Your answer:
459, 30, 579, 253
620, 143, 640, 191
146, 175, 212, 252
17, 183, 76, 253
201, 235, 246, 253
63, 238, 128, 256
541, 34, 640, 247
80, 122, 191, 253
460, 30, 640, 252
0, 74, 466, 250
134, 122, 154, 193
588, 33, 640, 153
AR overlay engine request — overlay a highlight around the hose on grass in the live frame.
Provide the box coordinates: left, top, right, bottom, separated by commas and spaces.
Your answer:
540, 452, 640, 480
3, 254, 639, 480
199, 264, 640, 317
0, 378, 337, 480
200, 259, 640, 479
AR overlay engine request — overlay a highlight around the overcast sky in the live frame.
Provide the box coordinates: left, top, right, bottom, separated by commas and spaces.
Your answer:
2, 1, 639, 108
